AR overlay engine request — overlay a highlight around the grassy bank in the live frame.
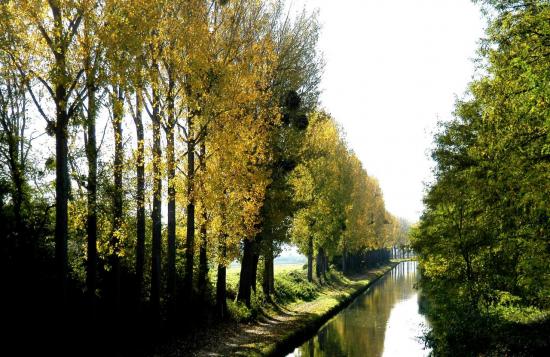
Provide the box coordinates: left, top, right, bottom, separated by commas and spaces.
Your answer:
260, 263, 398, 356
156, 262, 397, 356
390, 257, 416, 263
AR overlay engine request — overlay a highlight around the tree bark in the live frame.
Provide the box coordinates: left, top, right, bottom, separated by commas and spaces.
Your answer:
1, 74, 26, 238
110, 86, 124, 315
307, 236, 313, 282
85, 70, 97, 314
184, 113, 195, 300
54, 73, 69, 307
150, 83, 162, 319
44, 0, 72, 311
262, 237, 274, 299
11, 164, 23, 232
133, 89, 145, 307
315, 247, 324, 282
198, 216, 208, 298
6, 120, 24, 233
1, 70, 28, 261
251, 252, 259, 293
166, 75, 176, 310
238, 238, 255, 307
216, 234, 227, 320
197, 139, 208, 299
342, 248, 347, 275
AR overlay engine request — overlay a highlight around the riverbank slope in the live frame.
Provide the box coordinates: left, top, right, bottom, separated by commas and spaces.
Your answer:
155, 262, 397, 356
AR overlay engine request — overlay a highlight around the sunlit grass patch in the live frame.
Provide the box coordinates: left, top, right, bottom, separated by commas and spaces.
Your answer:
274, 268, 318, 303
275, 263, 306, 273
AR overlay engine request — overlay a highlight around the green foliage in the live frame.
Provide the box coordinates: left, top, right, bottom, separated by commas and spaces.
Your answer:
274, 268, 318, 303
227, 299, 254, 322
413, 1, 550, 355
489, 295, 549, 324
289, 110, 403, 263
215, 264, 346, 320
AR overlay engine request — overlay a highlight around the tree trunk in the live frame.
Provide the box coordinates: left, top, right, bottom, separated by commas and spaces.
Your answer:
184, 114, 195, 300
307, 236, 313, 282
110, 86, 124, 315
262, 237, 274, 299
166, 76, 176, 310
316, 247, 324, 282
342, 248, 347, 274
12, 169, 23, 230
85, 74, 97, 314
197, 139, 208, 299
47, 0, 77, 311
238, 238, 255, 307
216, 234, 227, 320
262, 253, 270, 298
198, 216, 208, 298
270, 256, 275, 293
134, 90, 145, 307
54, 79, 69, 307
2, 80, 25, 234
251, 252, 259, 293
1, 74, 27, 254
150, 84, 162, 319
7, 132, 24, 233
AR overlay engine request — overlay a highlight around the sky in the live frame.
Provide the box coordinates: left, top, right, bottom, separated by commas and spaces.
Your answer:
290, 0, 486, 223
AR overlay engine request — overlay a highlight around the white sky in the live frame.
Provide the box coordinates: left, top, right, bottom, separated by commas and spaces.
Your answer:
291, 0, 485, 222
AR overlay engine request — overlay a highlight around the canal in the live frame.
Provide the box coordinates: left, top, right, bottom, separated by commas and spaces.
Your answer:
288, 261, 430, 357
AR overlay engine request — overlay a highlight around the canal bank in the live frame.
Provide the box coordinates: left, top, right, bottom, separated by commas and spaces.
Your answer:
156, 262, 399, 356
288, 260, 429, 356
263, 262, 399, 356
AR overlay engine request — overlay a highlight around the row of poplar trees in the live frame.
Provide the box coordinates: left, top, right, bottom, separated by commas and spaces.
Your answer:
0, 0, 404, 350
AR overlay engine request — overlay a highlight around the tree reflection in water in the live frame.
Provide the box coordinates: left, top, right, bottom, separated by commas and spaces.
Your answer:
289, 262, 430, 357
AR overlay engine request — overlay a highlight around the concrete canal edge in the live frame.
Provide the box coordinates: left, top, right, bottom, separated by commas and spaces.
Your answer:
261, 261, 400, 357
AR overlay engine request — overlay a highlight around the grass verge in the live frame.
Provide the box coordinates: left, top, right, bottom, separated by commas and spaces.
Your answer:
259, 263, 397, 356
163, 262, 398, 356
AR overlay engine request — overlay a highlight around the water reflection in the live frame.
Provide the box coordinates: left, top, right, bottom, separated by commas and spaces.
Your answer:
288, 261, 429, 357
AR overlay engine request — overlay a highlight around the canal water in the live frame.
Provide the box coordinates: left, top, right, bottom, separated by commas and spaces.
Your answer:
288, 261, 430, 357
